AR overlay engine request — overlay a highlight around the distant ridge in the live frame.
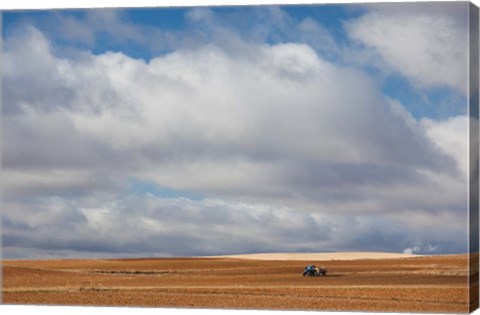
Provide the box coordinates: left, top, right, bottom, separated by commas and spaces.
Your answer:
204, 252, 423, 261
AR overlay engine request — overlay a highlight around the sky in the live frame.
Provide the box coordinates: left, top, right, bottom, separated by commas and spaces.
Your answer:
1, 1, 474, 259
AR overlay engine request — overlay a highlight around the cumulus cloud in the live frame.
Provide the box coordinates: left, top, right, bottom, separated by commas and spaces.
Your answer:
3, 27, 458, 204
346, 2, 468, 94
2, 7, 470, 258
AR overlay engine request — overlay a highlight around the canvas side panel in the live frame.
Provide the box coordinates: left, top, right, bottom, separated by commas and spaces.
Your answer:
469, 2, 479, 313
0, 10, 3, 305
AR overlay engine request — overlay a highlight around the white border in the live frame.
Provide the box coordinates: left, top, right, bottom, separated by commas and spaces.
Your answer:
1, 1, 479, 315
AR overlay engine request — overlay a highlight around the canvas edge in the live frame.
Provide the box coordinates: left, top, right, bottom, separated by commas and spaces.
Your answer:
0, 9, 4, 306
0, 2, 477, 314
469, 1, 480, 313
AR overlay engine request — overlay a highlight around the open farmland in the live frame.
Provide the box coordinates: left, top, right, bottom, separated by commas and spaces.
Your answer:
2, 254, 475, 313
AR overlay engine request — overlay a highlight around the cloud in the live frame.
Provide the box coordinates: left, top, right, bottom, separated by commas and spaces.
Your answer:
345, 2, 468, 94
421, 116, 468, 175
403, 246, 420, 255
4, 9, 187, 59
3, 27, 456, 204
2, 195, 330, 258
4, 6, 339, 66
2, 194, 466, 259
2, 16, 469, 258
403, 244, 440, 255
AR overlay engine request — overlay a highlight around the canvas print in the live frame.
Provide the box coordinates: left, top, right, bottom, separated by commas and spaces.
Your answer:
1, 1, 479, 313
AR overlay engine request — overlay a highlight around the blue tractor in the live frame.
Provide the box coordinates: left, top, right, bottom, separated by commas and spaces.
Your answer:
303, 265, 327, 277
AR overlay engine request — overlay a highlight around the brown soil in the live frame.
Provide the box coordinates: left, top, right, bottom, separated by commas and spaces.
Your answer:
2, 254, 475, 313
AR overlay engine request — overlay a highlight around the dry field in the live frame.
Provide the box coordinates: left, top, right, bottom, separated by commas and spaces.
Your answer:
2, 254, 476, 313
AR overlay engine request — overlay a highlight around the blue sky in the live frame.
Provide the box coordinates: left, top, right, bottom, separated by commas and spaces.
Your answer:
1, 2, 472, 258
2, 6, 360, 54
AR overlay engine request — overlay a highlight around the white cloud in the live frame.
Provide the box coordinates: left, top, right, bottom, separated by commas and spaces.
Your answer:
346, 3, 468, 94
422, 115, 468, 175
4, 27, 452, 202
403, 244, 440, 255
402, 246, 420, 255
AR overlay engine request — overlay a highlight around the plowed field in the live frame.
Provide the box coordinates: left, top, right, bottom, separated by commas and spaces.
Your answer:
2, 254, 475, 313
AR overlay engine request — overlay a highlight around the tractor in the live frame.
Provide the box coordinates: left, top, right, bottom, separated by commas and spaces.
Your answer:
303, 265, 327, 277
